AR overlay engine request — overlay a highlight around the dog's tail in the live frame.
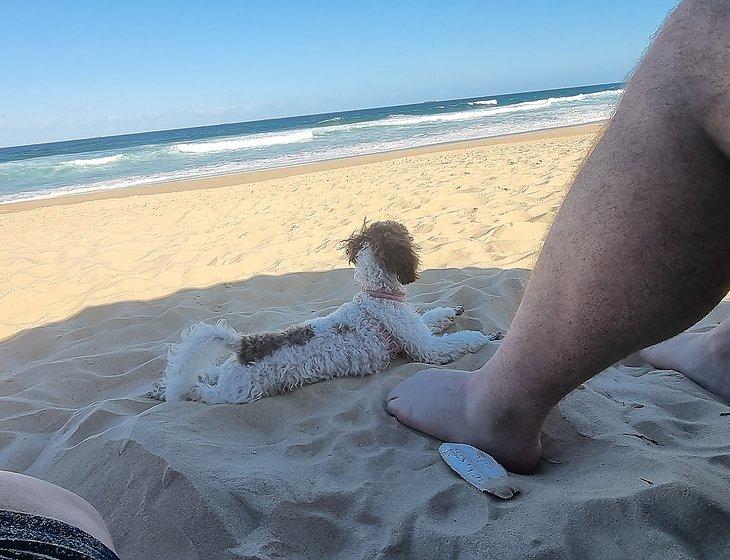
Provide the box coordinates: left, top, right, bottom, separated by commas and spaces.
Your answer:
163, 320, 239, 401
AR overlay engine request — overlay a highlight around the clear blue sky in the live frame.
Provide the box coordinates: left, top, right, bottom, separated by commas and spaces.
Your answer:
1, 0, 679, 147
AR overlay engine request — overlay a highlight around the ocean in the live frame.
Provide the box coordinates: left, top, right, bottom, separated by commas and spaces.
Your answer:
0, 83, 622, 205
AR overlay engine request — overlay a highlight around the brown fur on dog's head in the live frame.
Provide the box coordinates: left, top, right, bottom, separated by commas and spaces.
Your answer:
342, 220, 420, 284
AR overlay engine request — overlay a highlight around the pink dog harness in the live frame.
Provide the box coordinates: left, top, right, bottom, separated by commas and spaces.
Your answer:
364, 289, 407, 303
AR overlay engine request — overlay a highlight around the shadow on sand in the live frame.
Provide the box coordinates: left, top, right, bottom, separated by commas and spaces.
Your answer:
1, 266, 728, 560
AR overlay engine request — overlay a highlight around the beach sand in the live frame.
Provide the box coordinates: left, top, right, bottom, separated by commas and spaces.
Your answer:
1, 125, 728, 559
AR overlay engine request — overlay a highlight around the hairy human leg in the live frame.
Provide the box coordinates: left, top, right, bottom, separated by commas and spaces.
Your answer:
387, 0, 730, 473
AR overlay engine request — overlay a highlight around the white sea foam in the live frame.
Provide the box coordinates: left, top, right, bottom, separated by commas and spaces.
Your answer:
0, 103, 616, 206
321, 89, 623, 132
468, 99, 497, 106
171, 129, 314, 154
57, 154, 125, 167
0, 155, 309, 204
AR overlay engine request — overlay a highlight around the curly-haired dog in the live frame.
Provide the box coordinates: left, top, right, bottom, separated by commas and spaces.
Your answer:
152, 220, 501, 404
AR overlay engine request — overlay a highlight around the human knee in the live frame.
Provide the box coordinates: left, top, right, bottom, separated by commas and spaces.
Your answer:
0, 471, 114, 551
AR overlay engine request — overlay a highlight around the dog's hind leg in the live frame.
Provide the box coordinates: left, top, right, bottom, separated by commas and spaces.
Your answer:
162, 321, 240, 401
194, 358, 266, 404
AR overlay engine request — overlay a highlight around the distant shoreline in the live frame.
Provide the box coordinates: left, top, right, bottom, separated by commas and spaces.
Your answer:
0, 121, 605, 215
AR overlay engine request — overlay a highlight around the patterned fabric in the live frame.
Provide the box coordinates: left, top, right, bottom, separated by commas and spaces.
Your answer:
380, 326, 404, 356
361, 290, 406, 356
0, 510, 120, 560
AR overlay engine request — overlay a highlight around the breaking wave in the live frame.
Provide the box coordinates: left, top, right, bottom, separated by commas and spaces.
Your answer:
170, 129, 314, 154
56, 154, 125, 167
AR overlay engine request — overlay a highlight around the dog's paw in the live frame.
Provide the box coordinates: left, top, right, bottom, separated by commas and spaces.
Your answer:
461, 330, 494, 352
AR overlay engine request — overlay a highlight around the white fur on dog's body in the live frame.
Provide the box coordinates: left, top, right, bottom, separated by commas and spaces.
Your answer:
161, 246, 496, 404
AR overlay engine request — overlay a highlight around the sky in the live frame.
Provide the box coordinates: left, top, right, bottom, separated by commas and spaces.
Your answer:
1, 0, 679, 147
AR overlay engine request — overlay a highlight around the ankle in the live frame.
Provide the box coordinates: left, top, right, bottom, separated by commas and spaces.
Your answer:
468, 372, 542, 432
704, 326, 730, 365
458, 373, 542, 474
473, 353, 552, 421
463, 368, 544, 473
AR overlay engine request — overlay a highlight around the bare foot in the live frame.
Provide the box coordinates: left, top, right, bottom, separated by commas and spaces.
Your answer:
386, 368, 542, 474
639, 320, 730, 401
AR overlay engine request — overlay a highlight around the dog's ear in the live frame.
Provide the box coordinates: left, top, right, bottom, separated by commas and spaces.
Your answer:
341, 219, 369, 264
367, 221, 420, 285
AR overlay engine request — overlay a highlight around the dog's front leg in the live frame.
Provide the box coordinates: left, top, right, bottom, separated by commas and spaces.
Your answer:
405, 330, 497, 364
383, 307, 498, 365
421, 306, 464, 334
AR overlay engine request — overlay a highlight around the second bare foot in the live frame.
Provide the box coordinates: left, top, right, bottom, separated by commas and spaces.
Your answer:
639, 321, 730, 401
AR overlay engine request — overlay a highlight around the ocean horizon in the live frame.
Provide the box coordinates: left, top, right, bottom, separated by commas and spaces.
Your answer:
0, 82, 622, 205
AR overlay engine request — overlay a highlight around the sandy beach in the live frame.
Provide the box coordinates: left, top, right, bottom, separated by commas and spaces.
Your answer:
1, 125, 728, 559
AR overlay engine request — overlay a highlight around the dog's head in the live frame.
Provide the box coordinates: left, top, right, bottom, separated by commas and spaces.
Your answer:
342, 220, 420, 285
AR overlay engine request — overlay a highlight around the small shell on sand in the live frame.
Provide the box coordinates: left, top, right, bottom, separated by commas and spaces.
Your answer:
439, 443, 519, 499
